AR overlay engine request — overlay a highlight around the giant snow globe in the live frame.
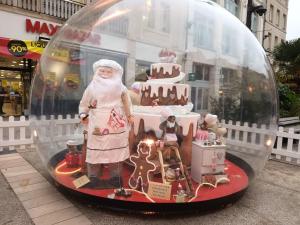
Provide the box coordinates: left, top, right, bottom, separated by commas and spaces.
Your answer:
30, 0, 278, 213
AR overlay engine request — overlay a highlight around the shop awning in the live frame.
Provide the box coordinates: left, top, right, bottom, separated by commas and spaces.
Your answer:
0, 37, 47, 60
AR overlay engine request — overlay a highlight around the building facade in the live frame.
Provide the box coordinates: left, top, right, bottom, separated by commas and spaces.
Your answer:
0, 0, 278, 117
213, 0, 269, 45
0, 0, 86, 115
263, 0, 288, 53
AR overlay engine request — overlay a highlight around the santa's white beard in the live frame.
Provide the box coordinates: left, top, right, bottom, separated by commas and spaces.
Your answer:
91, 74, 125, 101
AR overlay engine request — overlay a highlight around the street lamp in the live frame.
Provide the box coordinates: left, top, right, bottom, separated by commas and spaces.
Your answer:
219, 90, 225, 120
246, 0, 267, 30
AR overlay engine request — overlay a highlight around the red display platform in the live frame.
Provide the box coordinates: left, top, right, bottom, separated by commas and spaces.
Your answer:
52, 159, 248, 204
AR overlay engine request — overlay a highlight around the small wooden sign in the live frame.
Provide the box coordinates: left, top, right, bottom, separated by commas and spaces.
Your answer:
72, 175, 90, 189
147, 181, 172, 200
175, 194, 186, 203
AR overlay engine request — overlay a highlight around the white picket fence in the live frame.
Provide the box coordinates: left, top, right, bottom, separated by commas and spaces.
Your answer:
0, 116, 300, 165
272, 127, 300, 164
221, 120, 273, 153
221, 120, 300, 165
0, 116, 33, 151
0, 115, 80, 152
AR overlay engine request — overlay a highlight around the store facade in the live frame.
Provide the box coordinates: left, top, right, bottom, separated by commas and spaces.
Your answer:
0, 10, 62, 116
0, 9, 132, 116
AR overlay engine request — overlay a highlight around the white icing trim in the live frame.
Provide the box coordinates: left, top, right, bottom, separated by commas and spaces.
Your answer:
132, 112, 200, 137
141, 83, 189, 99
133, 103, 194, 115
151, 63, 181, 75
147, 72, 186, 84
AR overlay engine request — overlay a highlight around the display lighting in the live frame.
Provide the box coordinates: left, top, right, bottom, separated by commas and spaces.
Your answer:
55, 162, 82, 175
265, 139, 273, 147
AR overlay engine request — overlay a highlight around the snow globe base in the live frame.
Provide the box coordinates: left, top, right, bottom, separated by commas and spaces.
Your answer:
48, 149, 252, 214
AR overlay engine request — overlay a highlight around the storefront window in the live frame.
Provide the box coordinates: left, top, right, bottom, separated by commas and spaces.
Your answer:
0, 57, 35, 116
220, 67, 237, 85
219, 67, 241, 103
197, 88, 202, 110
146, 0, 155, 28
193, 11, 214, 50
191, 86, 209, 112
99, 16, 129, 37
146, 0, 170, 33
190, 86, 196, 111
224, 0, 240, 18
222, 25, 238, 57
193, 63, 210, 81
161, 2, 170, 33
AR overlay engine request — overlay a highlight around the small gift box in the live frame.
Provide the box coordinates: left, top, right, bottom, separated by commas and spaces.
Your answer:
65, 152, 80, 167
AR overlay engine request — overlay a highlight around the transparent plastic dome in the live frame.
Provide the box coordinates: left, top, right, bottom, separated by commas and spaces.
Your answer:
30, 0, 278, 212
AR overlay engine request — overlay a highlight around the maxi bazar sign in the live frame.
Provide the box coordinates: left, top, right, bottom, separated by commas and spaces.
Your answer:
0, 19, 102, 60
25, 19, 60, 36
25, 19, 101, 45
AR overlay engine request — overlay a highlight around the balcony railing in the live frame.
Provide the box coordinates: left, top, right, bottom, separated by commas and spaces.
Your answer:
0, 0, 87, 20
100, 17, 129, 37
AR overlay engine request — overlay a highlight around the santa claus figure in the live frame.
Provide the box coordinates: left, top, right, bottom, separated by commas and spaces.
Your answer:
79, 59, 133, 188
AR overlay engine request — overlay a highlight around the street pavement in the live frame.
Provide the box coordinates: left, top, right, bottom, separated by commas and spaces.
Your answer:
1, 149, 299, 225
0, 169, 33, 225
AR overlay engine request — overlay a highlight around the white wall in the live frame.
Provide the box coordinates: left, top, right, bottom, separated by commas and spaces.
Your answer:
0, 11, 62, 40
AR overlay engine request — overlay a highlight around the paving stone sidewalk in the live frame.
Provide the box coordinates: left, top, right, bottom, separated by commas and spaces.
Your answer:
1, 149, 300, 225
0, 153, 92, 225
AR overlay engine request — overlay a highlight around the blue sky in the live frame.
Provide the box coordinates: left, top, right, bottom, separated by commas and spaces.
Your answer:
286, 0, 300, 40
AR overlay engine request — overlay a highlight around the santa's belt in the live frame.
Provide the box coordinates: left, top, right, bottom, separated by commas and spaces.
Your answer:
87, 144, 129, 151
90, 104, 121, 109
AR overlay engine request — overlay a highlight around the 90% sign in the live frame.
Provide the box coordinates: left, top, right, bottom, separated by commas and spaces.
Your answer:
7, 40, 28, 57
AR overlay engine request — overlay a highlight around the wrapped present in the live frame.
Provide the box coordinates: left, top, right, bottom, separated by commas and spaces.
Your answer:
65, 151, 81, 167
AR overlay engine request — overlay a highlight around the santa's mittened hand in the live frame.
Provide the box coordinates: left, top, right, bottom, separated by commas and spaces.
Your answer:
79, 113, 89, 125
80, 118, 89, 125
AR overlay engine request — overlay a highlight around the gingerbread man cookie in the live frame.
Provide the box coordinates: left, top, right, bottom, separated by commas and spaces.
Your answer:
129, 141, 156, 193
